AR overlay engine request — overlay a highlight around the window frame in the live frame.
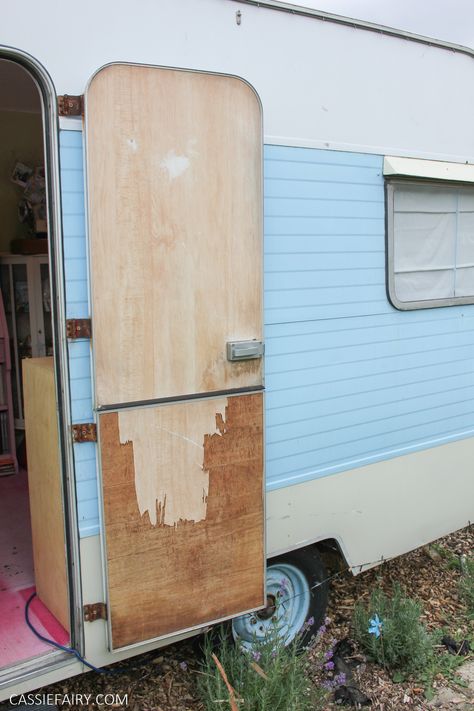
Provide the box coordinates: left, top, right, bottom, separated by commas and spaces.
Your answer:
386, 178, 474, 311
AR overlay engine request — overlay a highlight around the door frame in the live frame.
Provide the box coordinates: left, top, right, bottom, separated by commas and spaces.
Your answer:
0, 45, 83, 684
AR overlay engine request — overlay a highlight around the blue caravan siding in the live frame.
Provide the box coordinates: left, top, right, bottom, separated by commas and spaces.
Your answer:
264, 144, 474, 489
60, 130, 100, 537
59, 134, 474, 537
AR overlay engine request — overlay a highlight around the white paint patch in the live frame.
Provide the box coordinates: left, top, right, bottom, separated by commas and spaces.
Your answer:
118, 399, 226, 527
160, 150, 190, 180
159, 139, 198, 181
127, 137, 138, 152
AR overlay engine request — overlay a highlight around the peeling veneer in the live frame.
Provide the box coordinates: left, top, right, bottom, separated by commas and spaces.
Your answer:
117, 398, 226, 526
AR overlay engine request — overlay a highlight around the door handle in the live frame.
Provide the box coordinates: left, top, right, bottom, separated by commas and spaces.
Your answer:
226, 340, 264, 361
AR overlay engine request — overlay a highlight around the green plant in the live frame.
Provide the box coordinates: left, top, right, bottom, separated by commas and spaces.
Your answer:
197, 624, 328, 711
353, 584, 434, 676
458, 556, 474, 618
429, 544, 462, 571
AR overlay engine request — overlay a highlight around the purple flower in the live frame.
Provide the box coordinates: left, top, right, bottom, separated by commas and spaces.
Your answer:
301, 615, 316, 634
325, 661, 335, 671
334, 672, 346, 686
324, 649, 334, 660
179, 661, 188, 671
322, 680, 335, 691
252, 651, 261, 662
317, 624, 327, 636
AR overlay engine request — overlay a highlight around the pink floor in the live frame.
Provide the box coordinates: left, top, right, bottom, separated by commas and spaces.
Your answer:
0, 468, 69, 670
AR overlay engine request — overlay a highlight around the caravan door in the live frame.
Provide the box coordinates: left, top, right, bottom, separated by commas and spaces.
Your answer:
85, 64, 265, 650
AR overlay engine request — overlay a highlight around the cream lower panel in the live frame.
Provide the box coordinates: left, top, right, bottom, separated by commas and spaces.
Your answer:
266, 437, 474, 570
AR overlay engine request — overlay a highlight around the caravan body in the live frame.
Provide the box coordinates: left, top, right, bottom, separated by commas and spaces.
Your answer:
1, 0, 474, 698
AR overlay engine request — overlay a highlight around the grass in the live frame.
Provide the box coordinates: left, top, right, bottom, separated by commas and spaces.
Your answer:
459, 556, 474, 619
429, 543, 464, 571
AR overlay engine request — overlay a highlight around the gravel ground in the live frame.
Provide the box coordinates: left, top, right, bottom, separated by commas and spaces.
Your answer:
322, 525, 474, 710
33, 525, 474, 710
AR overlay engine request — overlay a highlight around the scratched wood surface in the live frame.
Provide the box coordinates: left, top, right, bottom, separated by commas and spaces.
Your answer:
99, 393, 264, 649
23, 358, 69, 631
86, 64, 263, 407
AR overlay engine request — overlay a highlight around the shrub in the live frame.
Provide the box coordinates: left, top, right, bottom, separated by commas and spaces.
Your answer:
353, 584, 434, 675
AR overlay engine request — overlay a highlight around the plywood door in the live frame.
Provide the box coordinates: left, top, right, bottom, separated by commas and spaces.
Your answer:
99, 393, 264, 649
86, 64, 263, 407
86, 64, 264, 649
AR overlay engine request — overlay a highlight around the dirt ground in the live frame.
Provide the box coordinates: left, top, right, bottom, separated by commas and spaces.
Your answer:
16, 525, 474, 710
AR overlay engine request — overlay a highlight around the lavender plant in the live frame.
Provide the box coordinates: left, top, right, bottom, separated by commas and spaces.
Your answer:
197, 615, 333, 710
353, 584, 433, 675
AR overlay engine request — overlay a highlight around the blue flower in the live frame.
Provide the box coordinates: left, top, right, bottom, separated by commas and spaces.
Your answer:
368, 614, 383, 638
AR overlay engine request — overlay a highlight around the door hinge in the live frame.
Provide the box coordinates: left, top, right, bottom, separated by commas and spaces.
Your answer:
58, 94, 84, 117
72, 423, 97, 443
83, 602, 107, 622
66, 318, 92, 340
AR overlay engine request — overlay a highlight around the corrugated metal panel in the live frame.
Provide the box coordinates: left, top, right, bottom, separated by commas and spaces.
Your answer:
264, 144, 474, 490
60, 130, 99, 537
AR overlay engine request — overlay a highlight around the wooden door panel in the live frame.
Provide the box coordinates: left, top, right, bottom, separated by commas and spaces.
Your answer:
86, 65, 263, 408
87, 63, 264, 649
99, 393, 264, 649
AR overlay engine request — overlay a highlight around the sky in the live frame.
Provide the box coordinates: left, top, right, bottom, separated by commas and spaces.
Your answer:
286, 0, 474, 48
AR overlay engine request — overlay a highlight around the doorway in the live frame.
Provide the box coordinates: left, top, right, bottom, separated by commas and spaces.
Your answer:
0, 58, 70, 672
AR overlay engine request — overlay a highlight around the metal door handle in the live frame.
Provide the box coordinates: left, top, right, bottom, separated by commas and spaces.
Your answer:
226, 340, 264, 361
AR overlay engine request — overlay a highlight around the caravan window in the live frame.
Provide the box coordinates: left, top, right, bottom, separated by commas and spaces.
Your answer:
386, 181, 474, 310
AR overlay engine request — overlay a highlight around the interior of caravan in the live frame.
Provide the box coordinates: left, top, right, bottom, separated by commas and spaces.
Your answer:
0, 58, 69, 673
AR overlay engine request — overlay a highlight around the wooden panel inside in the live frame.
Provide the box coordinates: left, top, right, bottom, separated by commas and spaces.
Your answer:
87, 64, 263, 407
23, 358, 69, 631
99, 393, 264, 649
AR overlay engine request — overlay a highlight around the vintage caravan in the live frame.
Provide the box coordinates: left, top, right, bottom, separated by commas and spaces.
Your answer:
1, 0, 474, 699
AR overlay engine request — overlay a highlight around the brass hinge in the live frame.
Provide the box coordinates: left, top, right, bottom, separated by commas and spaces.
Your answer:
72, 423, 97, 443
58, 94, 84, 117
66, 318, 92, 340
83, 602, 107, 622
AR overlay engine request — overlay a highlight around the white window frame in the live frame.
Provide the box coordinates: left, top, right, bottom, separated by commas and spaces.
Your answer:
385, 157, 474, 311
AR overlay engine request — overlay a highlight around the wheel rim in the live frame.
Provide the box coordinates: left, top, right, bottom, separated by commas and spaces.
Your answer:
231, 562, 311, 649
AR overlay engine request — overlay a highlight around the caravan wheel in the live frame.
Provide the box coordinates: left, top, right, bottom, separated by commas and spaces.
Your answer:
231, 548, 329, 650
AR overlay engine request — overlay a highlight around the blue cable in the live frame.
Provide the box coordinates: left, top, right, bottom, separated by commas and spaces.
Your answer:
25, 591, 113, 674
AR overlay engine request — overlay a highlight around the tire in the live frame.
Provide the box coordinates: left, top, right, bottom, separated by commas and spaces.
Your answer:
231, 547, 329, 650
